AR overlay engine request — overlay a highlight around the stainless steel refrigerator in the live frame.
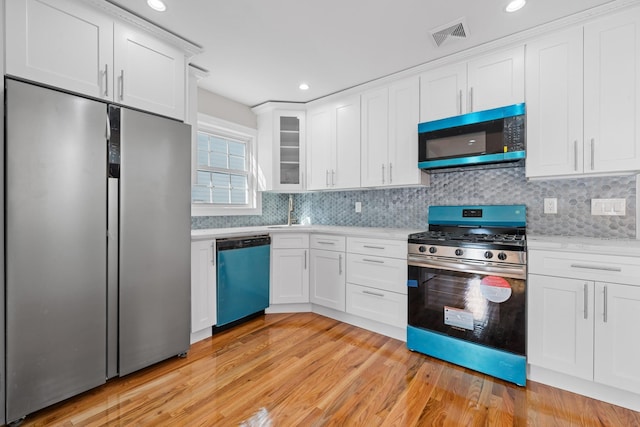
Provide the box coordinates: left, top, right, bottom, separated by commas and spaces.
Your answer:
4, 78, 191, 423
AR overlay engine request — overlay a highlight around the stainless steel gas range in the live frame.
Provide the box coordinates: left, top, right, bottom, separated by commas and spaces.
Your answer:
406, 205, 527, 386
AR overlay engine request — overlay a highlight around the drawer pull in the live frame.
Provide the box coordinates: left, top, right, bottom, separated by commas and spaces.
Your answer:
317, 241, 336, 245
363, 258, 384, 264
363, 290, 385, 298
570, 264, 622, 272
363, 245, 385, 250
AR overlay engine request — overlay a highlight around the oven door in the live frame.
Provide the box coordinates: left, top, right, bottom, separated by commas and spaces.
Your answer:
408, 256, 526, 356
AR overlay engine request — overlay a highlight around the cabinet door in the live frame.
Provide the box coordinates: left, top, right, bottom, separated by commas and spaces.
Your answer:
526, 27, 584, 178
191, 240, 217, 332
388, 76, 422, 186
361, 87, 389, 187
271, 249, 309, 304
333, 96, 361, 189
113, 23, 186, 120
309, 249, 345, 311
306, 107, 333, 190
419, 62, 467, 122
6, 0, 113, 100
584, 9, 640, 173
594, 282, 640, 393
346, 283, 406, 328
467, 46, 525, 113
276, 112, 306, 190
528, 275, 594, 380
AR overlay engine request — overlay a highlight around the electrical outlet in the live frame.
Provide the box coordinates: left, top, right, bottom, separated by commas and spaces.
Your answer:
591, 198, 626, 216
543, 198, 557, 214
355, 202, 362, 213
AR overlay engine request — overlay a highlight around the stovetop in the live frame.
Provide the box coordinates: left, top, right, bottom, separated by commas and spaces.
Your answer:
408, 229, 526, 249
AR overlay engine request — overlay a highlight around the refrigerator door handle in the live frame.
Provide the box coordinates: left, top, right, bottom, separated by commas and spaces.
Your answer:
107, 177, 119, 379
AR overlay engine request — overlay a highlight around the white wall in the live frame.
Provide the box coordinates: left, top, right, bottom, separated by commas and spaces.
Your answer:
198, 88, 257, 129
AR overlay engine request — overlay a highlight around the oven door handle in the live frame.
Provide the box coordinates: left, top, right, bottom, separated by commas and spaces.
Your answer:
408, 255, 526, 280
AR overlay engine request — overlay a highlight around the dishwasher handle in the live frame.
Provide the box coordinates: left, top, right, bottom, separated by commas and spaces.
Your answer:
216, 235, 271, 251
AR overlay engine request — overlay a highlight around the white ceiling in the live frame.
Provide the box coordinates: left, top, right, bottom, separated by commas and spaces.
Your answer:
109, 0, 615, 107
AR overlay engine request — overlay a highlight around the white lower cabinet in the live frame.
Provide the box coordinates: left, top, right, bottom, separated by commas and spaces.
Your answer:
190, 239, 217, 333
345, 237, 407, 328
309, 234, 346, 311
528, 249, 640, 395
270, 233, 309, 304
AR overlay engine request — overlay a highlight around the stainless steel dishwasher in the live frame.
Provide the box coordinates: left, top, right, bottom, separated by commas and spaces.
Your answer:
215, 235, 271, 329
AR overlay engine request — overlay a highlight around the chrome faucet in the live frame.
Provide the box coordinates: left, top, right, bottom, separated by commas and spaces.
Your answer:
287, 194, 294, 226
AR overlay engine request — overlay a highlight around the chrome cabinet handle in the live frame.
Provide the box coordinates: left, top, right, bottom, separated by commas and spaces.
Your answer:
363, 258, 384, 264
338, 254, 343, 275
603, 285, 608, 323
458, 90, 463, 115
363, 245, 385, 250
317, 241, 335, 245
574, 140, 578, 171
389, 163, 393, 184
469, 87, 474, 112
583, 283, 588, 320
119, 69, 125, 100
211, 242, 216, 266
331, 169, 335, 187
381, 164, 385, 185
363, 290, 384, 298
570, 264, 622, 272
325, 170, 329, 187
590, 138, 595, 170
104, 64, 109, 97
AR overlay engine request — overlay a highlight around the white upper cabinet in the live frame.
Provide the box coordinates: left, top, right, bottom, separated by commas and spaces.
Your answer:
419, 46, 524, 122
526, 8, 640, 178
113, 22, 186, 120
361, 76, 428, 187
5, 0, 187, 120
306, 95, 361, 190
254, 104, 306, 191
6, 0, 113, 100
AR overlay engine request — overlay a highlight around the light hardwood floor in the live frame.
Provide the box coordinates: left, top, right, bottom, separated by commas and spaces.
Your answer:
20, 313, 640, 426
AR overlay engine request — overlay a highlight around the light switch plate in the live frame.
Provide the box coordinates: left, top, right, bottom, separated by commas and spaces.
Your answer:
591, 198, 626, 216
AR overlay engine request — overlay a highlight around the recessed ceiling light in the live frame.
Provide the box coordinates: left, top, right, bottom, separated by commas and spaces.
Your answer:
299, 83, 310, 91
505, 0, 526, 13
147, 0, 167, 12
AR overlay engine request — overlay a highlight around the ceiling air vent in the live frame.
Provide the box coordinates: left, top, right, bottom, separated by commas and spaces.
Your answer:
430, 18, 469, 47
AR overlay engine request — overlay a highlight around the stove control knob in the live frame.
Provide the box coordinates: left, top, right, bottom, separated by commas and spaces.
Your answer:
455, 249, 464, 256
418, 246, 427, 253
484, 251, 493, 259
429, 246, 437, 254
498, 252, 508, 261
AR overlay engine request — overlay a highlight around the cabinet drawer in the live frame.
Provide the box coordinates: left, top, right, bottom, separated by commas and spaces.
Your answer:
310, 234, 346, 251
346, 283, 406, 328
346, 253, 407, 294
529, 250, 640, 285
271, 233, 309, 249
347, 236, 406, 259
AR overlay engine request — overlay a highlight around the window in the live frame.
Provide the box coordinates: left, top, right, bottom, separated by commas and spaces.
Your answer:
192, 114, 261, 216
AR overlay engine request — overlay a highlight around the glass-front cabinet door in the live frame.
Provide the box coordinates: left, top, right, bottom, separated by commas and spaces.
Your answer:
279, 115, 302, 186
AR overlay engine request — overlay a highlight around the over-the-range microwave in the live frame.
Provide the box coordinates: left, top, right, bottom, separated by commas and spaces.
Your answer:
418, 103, 525, 170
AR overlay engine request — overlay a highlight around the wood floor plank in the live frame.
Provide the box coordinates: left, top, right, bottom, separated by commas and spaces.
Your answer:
17, 313, 640, 426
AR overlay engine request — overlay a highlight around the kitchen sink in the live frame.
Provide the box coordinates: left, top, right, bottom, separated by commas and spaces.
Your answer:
267, 224, 311, 229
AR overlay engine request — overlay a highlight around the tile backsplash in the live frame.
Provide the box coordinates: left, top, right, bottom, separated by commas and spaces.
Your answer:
192, 166, 637, 239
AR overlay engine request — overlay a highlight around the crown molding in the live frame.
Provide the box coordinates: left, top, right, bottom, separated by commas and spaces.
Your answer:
85, 0, 202, 57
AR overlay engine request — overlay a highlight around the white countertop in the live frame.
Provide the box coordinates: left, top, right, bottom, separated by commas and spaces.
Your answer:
528, 235, 640, 257
191, 225, 421, 241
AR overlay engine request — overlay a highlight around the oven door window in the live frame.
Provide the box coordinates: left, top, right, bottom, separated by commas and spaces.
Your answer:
408, 265, 525, 355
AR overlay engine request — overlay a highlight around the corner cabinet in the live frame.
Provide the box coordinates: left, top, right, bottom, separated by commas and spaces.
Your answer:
361, 76, 429, 188
254, 104, 306, 191
306, 96, 361, 190
419, 46, 524, 122
309, 234, 346, 310
528, 248, 640, 397
5, 0, 187, 120
526, 8, 640, 178
190, 239, 217, 333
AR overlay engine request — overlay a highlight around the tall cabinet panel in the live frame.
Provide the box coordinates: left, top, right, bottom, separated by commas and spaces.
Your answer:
5, 80, 108, 423
118, 108, 191, 376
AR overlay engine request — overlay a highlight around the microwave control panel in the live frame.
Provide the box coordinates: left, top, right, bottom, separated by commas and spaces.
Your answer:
503, 115, 525, 152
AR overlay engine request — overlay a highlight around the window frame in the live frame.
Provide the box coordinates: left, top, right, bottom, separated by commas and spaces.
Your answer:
191, 113, 261, 216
